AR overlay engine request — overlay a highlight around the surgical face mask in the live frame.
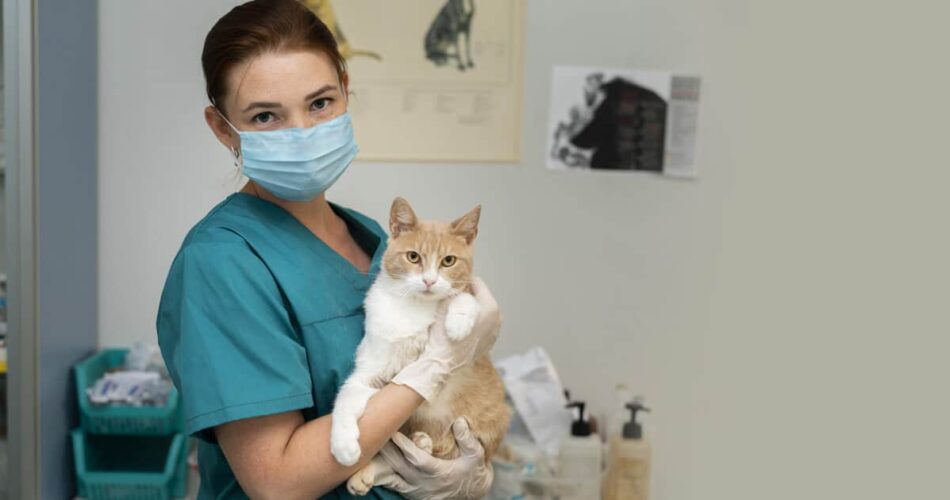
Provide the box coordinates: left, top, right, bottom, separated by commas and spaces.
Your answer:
218, 111, 358, 202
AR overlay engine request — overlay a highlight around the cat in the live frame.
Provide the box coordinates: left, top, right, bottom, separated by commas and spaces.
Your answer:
424, 0, 476, 71
303, 0, 382, 61
330, 197, 509, 496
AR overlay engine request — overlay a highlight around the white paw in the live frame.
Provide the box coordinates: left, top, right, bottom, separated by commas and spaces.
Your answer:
347, 465, 375, 496
331, 423, 362, 466
444, 294, 479, 340
410, 431, 434, 453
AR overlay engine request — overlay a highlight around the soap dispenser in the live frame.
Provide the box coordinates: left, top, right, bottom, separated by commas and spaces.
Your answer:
558, 400, 603, 499
605, 399, 652, 500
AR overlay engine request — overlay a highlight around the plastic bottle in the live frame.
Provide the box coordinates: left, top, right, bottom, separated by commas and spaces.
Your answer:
605, 399, 652, 500
558, 400, 603, 499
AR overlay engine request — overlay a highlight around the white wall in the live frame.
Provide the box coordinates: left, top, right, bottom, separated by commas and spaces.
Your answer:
99, 1, 950, 499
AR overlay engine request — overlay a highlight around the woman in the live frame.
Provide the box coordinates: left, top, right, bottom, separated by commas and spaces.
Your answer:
156, 1, 501, 498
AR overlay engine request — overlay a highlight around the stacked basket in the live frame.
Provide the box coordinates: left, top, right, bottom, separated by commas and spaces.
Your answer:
72, 348, 188, 500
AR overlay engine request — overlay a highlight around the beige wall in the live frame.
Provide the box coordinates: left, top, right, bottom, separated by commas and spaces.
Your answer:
99, 1, 950, 498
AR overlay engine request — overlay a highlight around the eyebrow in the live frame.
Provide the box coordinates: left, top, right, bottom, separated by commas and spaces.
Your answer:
241, 84, 339, 113
305, 84, 338, 101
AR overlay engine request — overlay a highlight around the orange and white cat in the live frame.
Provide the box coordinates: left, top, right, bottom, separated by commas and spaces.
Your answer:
329, 197, 508, 495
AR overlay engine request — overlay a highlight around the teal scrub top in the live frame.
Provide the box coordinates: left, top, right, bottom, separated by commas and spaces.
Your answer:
156, 193, 402, 500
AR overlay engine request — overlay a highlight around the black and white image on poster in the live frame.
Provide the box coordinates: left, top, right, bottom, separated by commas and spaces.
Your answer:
547, 66, 701, 178
308, 0, 524, 162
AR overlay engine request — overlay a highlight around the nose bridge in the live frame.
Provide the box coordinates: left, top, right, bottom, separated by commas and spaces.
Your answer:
287, 108, 314, 129
423, 256, 439, 280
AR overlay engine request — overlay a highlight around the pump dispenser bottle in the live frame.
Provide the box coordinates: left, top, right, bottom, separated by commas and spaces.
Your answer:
605, 399, 652, 500
558, 400, 603, 499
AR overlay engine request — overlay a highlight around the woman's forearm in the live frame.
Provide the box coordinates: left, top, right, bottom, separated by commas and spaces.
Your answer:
217, 383, 423, 499
281, 383, 423, 497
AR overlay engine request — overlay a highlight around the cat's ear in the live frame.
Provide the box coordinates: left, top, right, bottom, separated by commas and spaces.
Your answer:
390, 197, 418, 238
450, 204, 481, 244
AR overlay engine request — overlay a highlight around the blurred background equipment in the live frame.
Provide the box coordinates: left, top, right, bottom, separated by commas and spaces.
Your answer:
71, 345, 188, 499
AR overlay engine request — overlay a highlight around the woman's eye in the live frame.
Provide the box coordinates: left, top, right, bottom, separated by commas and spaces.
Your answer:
441, 256, 456, 267
311, 98, 332, 111
406, 251, 420, 264
252, 112, 275, 124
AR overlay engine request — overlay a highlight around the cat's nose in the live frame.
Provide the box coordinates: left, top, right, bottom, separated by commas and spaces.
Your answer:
423, 278, 436, 288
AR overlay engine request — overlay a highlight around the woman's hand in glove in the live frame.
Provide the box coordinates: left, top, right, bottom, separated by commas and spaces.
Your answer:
376, 417, 493, 500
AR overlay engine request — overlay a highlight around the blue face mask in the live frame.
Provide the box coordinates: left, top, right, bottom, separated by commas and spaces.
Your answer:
219, 111, 358, 201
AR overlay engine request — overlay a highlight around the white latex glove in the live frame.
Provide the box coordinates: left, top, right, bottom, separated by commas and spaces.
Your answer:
469, 277, 502, 359
376, 417, 494, 500
392, 277, 501, 401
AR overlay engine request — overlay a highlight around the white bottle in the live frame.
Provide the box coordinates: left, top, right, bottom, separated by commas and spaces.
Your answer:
605, 399, 652, 500
558, 401, 602, 500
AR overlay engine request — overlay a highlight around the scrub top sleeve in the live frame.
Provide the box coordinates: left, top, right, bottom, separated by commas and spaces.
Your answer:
157, 239, 313, 443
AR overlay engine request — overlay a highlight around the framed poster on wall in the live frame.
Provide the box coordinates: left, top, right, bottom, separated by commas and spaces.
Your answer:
547, 66, 702, 178
304, 0, 524, 162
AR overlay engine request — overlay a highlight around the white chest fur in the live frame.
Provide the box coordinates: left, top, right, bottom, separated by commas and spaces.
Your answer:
356, 282, 440, 383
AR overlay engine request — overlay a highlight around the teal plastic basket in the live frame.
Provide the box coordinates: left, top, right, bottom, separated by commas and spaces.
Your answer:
72, 430, 187, 500
75, 348, 183, 435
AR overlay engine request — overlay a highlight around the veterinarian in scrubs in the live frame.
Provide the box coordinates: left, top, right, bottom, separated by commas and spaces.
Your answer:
156, 1, 501, 498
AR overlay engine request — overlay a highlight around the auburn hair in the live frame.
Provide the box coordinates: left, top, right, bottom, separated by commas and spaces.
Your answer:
201, 0, 346, 114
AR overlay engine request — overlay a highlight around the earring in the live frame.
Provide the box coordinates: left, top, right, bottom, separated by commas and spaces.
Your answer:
230, 147, 240, 169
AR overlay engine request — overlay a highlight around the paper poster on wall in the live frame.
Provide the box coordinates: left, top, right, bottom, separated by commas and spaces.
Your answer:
547, 66, 701, 178
304, 0, 524, 162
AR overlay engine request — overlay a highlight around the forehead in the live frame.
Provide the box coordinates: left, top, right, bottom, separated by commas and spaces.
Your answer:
391, 223, 473, 255
225, 50, 339, 110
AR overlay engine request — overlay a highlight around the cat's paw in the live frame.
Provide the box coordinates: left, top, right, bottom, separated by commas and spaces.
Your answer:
347, 463, 376, 496
444, 293, 480, 341
330, 421, 362, 466
411, 431, 434, 454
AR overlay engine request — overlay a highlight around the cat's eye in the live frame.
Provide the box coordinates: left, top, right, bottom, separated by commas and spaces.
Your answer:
406, 251, 421, 264
441, 255, 457, 267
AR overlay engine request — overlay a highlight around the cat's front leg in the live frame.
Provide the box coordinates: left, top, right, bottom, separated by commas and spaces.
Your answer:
453, 30, 466, 71
330, 377, 378, 466
444, 292, 480, 341
463, 23, 474, 68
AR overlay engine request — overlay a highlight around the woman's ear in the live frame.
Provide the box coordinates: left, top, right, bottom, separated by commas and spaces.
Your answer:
340, 72, 350, 98
204, 105, 239, 152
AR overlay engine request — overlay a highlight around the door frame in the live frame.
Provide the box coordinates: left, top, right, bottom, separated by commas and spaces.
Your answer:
4, 0, 39, 497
